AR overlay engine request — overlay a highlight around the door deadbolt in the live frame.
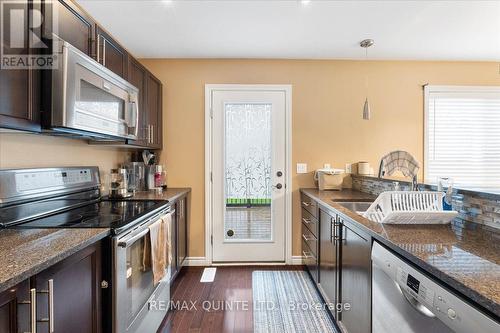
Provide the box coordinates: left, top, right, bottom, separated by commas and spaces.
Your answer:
276, 171, 283, 177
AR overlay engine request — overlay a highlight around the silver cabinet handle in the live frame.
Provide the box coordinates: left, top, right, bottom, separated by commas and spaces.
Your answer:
48, 280, 54, 333
151, 125, 154, 144
302, 234, 315, 242
30, 288, 37, 333
96, 35, 100, 63
302, 217, 311, 224
102, 38, 106, 67
302, 201, 311, 207
302, 250, 313, 259
37, 279, 54, 332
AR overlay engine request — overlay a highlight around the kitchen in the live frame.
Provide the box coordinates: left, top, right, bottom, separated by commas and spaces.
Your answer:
0, 0, 499, 333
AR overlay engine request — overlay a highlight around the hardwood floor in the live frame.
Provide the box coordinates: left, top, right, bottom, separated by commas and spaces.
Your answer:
158, 266, 304, 333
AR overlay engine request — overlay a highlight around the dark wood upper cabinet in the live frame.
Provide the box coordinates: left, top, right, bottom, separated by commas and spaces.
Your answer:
96, 26, 128, 79
33, 242, 102, 333
127, 57, 148, 146
146, 73, 163, 149
0, 0, 41, 132
46, 0, 95, 57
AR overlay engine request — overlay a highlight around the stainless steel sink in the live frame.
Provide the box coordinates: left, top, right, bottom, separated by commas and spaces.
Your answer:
335, 201, 372, 214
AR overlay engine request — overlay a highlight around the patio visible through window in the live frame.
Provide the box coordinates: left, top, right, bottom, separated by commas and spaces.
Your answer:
224, 103, 272, 240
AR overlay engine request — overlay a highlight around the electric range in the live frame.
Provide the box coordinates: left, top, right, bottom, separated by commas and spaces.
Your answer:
0, 166, 173, 333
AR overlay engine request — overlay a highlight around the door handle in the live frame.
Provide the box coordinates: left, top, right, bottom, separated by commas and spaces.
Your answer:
272, 183, 283, 190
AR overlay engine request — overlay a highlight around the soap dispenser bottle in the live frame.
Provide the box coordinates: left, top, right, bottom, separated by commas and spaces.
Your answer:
437, 177, 453, 211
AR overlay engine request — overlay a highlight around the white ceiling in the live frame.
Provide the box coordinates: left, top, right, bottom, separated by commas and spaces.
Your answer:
76, 0, 500, 60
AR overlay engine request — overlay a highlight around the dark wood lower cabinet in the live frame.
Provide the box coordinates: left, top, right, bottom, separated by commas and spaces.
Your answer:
319, 209, 340, 316
339, 221, 371, 333
170, 195, 188, 282
300, 191, 372, 333
33, 242, 102, 333
0, 242, 102, 333
0, 279, 31, 333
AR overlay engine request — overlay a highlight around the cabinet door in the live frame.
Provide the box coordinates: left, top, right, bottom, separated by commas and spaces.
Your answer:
34, 243, 101, 333
146, 73, 163, 149
0, 280, 31, 333
0, 0, 40, 132
127, 57, 149, 146
177, 197, 187, 268
339, 222, 371, 333
319, 209, 339, 314
47, 0, 95, 56
96, 27, 128, 79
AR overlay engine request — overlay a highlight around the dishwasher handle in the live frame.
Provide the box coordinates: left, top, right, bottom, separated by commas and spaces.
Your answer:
397, 283, 436, 318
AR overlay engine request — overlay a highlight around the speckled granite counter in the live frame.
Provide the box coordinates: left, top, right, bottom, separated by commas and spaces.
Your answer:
126, 188, 191, 202
0, 228, 109, 293
301, 188, 500, 318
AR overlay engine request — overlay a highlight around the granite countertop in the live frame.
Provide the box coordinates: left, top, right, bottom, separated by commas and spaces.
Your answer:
300, 188, 500, 318
0, 228, 109, 293
127, 188, 191, 202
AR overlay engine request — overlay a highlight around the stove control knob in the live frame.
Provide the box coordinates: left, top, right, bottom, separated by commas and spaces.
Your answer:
101, 280, 109, 289
447, 308, 457, 320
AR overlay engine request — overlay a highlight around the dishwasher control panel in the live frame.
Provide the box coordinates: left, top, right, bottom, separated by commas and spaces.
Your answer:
372, 241, 500, 333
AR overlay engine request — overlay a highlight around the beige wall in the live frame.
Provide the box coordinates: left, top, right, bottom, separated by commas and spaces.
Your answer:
0, 133, 130, 181
140, 59, 499, 258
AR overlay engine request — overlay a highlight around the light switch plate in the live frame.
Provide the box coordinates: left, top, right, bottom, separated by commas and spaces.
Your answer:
345, 163, 352, 174
296, 163, 308, 174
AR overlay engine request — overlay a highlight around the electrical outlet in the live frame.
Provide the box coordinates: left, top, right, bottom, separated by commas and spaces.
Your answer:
296, 163, 308, 174
345, 163, 352, 174
324, 163, 331, 169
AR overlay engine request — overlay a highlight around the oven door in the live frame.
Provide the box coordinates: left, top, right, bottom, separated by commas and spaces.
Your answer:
113, 210, 172, 333
52, 41, 139, 140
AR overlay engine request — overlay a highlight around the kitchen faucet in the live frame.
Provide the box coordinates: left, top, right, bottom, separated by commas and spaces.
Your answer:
411, 175, 419, 191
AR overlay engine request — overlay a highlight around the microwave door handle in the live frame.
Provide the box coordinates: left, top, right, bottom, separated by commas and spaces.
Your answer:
133, 101, 139, 137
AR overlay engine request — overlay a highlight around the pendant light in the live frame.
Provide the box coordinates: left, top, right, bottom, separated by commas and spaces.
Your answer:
360, 39, 374, 120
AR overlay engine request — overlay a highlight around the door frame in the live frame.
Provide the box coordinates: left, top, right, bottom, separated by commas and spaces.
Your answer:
204, 84, 292, 265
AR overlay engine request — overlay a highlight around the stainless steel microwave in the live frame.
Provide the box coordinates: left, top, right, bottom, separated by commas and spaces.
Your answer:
43, 41, 139, 140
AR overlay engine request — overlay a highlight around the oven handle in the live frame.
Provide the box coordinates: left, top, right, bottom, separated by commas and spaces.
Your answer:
117, 228, 149, 248
117, 210, 175, 248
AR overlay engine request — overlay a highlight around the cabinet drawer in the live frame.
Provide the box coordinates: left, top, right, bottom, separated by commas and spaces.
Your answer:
302, 222, 318, 257
301, 193, 318, 218
302, 238, 318, 283
301, 207, 318, 238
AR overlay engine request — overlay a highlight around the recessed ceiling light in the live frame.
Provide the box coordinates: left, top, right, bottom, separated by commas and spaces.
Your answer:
301, 0, 311, 5
163, 0, 173, 5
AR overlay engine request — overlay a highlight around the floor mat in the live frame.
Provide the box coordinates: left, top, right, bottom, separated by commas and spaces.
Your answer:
252, 270, 337, 333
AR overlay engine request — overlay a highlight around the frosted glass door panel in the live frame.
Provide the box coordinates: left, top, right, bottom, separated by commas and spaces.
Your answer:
224, 103, 272, 241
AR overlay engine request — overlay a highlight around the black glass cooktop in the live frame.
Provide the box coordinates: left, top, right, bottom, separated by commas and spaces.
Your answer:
5, 200, 166, 235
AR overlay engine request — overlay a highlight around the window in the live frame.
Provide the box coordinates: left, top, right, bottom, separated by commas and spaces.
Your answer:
425, 86, 500, 190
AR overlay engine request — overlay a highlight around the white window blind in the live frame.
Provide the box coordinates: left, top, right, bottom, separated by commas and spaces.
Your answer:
425, 86, 500, 190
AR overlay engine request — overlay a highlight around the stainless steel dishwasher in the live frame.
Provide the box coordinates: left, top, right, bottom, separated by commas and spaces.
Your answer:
371, 241, 499, 333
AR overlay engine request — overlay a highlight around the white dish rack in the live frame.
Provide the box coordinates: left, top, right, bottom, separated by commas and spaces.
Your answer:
363, 191, 458, 224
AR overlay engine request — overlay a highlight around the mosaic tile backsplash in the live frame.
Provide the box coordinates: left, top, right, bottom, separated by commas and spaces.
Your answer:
352, 175, 500, 230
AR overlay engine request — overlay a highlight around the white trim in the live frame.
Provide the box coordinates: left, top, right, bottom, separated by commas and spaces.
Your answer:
290, 256, 304, 265
184, 257, 211, 266
204, 84, 293, 265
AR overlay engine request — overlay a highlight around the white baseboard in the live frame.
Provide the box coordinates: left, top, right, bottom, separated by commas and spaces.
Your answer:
185, 256, 304, 266
290, 256, 304, 265
184, 257, 210, 266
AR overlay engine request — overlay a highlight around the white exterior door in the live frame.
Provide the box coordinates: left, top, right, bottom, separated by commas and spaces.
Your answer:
209, 86, 288, 262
